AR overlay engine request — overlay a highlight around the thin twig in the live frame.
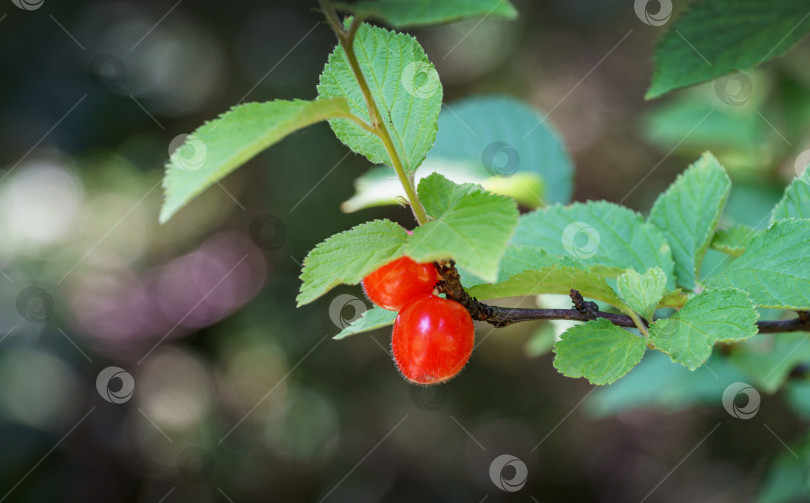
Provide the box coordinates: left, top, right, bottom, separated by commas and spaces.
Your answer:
435, 262, 810, 334
319, 0, 429, 225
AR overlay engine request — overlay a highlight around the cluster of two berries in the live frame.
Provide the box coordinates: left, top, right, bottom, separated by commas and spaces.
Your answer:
363, 256, 475, 386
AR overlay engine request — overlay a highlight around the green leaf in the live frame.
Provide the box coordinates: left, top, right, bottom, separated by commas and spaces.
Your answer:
334, 307, 397, 339
649, 288, 759, 370
648, 152, 731, 289
465, 247, 686, 311
512, 201, 675, 288
317, 22, 442, 173
552, 319, 647, 385
647, 0, 810, 99
405, 173, 518, 282
419, 96, 573, 204
729, 331, 810, 393
336, 0, 517, 27
771, 176, 810, 222
341, 96, 573, 212
616, 267, 667, 320
496, 245, 581, 281
160, 98, 353, 223
466, 265, 626, 308
704, 219, 810, 310
417, 170, 476, 216
710, 224, 757, 257
299, 175, 519, 304
659, 289, 690, 309
297, 219, 408, 306
459, 244, 583, 289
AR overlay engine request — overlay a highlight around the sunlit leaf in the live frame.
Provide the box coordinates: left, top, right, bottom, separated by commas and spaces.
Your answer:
317, 22, 442, 174
648, 152, 731, 288
160, 98, 353, 223
649, 288, 759, 370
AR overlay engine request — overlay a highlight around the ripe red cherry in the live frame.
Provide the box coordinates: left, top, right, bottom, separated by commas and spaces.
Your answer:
362, 256, 438, 311
392, 295, 475, 385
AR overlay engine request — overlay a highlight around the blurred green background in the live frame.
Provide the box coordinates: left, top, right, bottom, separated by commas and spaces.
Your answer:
1, 0, 809, 502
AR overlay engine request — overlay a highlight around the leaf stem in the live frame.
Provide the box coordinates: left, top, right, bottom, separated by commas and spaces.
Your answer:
344, 112, 375, 134
626, 310, 649, 336
319, 0, 429, 226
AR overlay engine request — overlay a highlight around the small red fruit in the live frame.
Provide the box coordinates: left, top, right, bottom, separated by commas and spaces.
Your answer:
392, 295, 475, 385
362, 256, 438, 311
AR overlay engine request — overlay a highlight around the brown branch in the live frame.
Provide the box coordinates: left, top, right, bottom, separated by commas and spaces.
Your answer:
435, 262, 810, 334
756, 314, 810, 334
435, 262, 640, 328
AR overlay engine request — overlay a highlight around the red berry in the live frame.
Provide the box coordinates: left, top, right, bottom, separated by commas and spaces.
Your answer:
392, 295, 475, 385
362, 257, 438, 311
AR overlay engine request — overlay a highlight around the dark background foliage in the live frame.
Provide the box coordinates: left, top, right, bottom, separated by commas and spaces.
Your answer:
0, 0, 807, 501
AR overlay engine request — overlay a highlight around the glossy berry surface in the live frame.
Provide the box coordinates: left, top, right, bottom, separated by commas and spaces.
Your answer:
392, 295, 475, 385
362, 256, 438, 311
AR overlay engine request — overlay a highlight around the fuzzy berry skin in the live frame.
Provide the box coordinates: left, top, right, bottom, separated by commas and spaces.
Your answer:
392, 295, 475, 385
362, 257, 438, 311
